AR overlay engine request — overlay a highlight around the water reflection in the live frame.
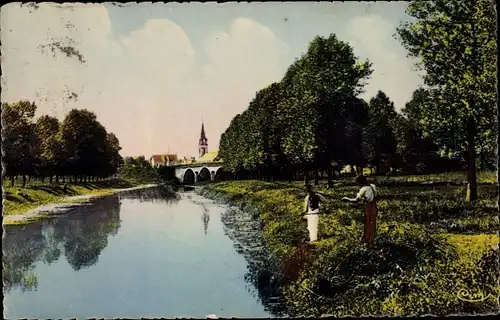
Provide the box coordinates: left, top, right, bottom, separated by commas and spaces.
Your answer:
3, 195, 122, 293
221, 208, 288, 317
119, 185, 181, 204
202, 210, 210, 236
3, 185, 180, 295
3, 186, 283, 318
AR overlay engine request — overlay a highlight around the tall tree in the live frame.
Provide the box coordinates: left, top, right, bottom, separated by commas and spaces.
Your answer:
35, 115, 60, 183
281, 34, 373, 183
396, 0, 497, 200
363, 91, 398, 173
1, 101, 38, 186
59, 109, 108, 182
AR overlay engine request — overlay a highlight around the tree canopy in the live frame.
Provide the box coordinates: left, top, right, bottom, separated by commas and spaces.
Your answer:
1, 101, 123, 186
218, 34, 377, 186
396, 0, 497, 200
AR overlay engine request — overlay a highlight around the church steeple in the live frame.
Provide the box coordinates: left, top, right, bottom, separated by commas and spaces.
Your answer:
199, 121, 208, 158
200, 123, 206, 141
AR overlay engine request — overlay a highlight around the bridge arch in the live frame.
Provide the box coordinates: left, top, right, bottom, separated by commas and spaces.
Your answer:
183, 168, 195, 184
214, 167, 224, 181
198, 167, 211, 182
173, 164, 226, 183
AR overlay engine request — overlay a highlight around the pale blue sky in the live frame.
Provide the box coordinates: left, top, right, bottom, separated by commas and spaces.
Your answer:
1, 2, 423, 157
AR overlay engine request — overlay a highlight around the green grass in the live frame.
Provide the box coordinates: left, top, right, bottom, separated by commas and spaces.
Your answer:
199, 172, 499, 317
2, 179, 138, 216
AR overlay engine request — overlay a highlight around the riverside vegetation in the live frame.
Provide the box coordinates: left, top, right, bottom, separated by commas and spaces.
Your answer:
199, 172, 499, 316
2, 99, 161, 219
2, 157, 161, 220
204, 2, 499, 315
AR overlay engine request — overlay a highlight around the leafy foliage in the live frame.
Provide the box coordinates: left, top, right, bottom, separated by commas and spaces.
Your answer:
118, 156, 160, 184
1, 101, 123, 187
219, 34, 373, 184
396, 0, 498, 200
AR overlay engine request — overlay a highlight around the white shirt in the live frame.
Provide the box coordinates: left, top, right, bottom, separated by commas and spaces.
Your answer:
356, 184, 377, 203
304, 193, 326, 214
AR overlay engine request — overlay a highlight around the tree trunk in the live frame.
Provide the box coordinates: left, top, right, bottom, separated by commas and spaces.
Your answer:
304, 167, 310, 184
22, 175, 27, 188
10, 176, 14, 187
480, 151, 486, 171
314, 166, 319, 186
50, 176, 53, 184
466, 116, 478, 201
327, 165, 333, 188
355, 166, 363, 176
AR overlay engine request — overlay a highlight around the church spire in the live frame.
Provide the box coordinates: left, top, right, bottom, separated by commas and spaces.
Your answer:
200, 122, 206, 141
199, 121, 208, 158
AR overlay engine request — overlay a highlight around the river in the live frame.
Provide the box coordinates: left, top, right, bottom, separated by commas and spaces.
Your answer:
3, 186, 287, 319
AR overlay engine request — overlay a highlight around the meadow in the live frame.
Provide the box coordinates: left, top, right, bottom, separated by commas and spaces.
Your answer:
199, 171, 499, 316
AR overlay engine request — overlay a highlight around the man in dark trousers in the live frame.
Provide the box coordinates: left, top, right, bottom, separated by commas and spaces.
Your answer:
342, 175, 379, 245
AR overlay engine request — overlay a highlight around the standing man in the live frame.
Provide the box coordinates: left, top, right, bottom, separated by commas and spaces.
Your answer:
303, 184, 327, 243
342, 175, 378, 245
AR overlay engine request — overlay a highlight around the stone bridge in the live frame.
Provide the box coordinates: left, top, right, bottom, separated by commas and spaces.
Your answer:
172, 163, 224, 184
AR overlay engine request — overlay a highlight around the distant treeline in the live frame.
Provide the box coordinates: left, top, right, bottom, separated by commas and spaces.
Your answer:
218, 31, 497, 193
119, 156, 160, 183
1, 101, 123, 187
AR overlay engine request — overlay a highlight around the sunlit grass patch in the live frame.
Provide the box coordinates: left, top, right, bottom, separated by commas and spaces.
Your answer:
445, 234, 498, 262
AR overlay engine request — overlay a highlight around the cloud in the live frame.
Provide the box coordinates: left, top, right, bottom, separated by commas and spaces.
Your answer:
1, 3, 112, 112
346, 14, 423, 109
174, 17, 290, 154
1, 5, 291, 157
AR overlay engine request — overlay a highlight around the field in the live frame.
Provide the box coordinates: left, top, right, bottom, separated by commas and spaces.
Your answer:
199, 171, 499, 316
2, 179, 138, 217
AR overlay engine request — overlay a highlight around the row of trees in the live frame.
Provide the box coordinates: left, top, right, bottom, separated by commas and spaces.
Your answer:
119, 156, 160, 183
2, 101, 123, 187
219, 34, 373, 187
218, 0, 497, 201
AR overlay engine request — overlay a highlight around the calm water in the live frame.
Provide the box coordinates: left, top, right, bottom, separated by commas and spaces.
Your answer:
3, 186, 286, 319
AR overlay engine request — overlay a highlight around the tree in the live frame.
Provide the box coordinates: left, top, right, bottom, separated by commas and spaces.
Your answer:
363, 91, 398, 173
1, 101, 38, 186
35, 115, 60, 183
218, 33, 373, 185
59, 109, 109, 182
396, 0, 497, 200
281, 34, 373, 184
104, 132, 123, 177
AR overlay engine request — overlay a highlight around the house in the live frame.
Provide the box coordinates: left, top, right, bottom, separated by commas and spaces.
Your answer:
150, 154, 178, 167
198, 151, 221, 163
178, 156, 196, 164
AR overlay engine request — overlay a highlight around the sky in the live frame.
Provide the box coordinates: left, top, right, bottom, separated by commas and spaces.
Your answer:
1, 2, 424, 158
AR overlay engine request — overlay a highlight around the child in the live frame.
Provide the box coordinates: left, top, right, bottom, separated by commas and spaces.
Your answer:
303, 184, 326, 243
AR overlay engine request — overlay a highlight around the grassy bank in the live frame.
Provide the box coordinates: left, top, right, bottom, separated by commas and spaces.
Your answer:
2, 179, 142, 217
199, 172, 499, 316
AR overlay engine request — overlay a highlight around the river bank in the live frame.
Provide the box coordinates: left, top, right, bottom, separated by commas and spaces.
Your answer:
198, 177, 499, 317
2, 179, 159, 225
